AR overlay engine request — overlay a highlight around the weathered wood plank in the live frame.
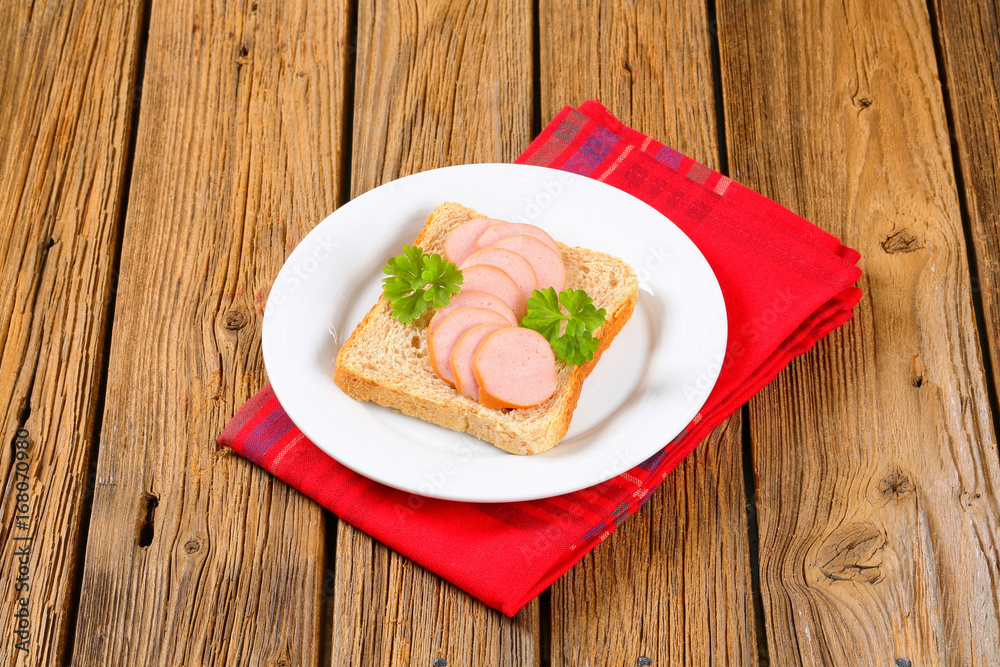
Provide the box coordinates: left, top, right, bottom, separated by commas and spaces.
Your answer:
71, 0, 350, 663
930, 0, 1000, 407
717, 0, 1000, 664
538, 2, 759, 664
0, 1, 143, 663
330, 1, 538, 664
548, 420, 758, 667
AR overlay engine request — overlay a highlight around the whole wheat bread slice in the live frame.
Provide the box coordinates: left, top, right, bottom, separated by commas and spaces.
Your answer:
334, 203, 639, 455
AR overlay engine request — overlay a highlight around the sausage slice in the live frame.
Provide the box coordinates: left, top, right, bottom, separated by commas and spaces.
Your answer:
428, 307, 512, 386
489, 234, 566, 293
450, 322, 510, 401
475, 222, 560, 256
458, 264, 526, 320
428, 290, 517, 336
473, 327, 557, 408
444, 217, 503, 265
460, 248, 538, 302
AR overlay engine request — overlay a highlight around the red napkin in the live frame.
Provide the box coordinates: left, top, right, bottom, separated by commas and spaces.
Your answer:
219, 101, 862, 616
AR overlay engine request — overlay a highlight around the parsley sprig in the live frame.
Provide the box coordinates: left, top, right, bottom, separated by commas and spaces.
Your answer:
382, 245, 463, 324
520, 287, 607, 365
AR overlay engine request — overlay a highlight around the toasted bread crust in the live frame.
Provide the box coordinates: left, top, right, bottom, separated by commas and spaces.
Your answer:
334, 203, 639, 455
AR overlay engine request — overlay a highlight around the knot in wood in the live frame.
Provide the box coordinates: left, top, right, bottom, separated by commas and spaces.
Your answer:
960, 490, 984, 512
879, 469, 914, 500
880, 228, 922, 254
184, 539, 200, 554
815, 522, 885, 584
236, 44, 251, 67
911, 354, 924, 388
224, 309, 249, 331
137, 492, 159, 548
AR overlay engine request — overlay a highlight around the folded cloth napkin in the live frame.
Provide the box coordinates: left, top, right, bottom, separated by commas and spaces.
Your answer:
219, 101, 862, 616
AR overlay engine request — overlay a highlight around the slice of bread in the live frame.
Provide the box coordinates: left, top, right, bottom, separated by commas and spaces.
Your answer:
334, 203, 639, 455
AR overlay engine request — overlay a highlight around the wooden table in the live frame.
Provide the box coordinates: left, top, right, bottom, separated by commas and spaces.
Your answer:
2, 0, 999, 664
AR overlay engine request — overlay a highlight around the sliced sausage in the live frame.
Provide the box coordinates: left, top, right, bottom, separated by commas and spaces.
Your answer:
444, 217, 503, 265
450, 322, 510, 401
428, 307, 512, 386
475, 222, 561, 256
473, 327, 558, 408
489, 234, 566, 293
428, 290, 517, 336
458, 264, 526, 320
460, 248, 537, 303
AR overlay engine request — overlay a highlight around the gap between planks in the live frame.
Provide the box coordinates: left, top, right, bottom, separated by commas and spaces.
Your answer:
61, 0, 154, 661
706, 0, 770, 659
923, 0, 1000, 451
321, 1, 360, 664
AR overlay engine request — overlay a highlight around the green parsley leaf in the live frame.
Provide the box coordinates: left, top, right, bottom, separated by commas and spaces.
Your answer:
552, 330, 601, 366
381, 245, 462, 324
520, 287, 565, 341
521, 287, 607, 365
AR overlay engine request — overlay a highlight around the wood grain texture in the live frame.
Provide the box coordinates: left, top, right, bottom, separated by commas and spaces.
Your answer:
931, 0, 1000, 404
547, 418, 757, 667
717, 0, 1000, 664
70, 0, 350, 663
538, 2, 759, 664
0, 1, 143, 663
330, 1, 538, 664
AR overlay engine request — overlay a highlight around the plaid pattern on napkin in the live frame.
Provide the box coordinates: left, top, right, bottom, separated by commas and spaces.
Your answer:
219, 101, 862, 616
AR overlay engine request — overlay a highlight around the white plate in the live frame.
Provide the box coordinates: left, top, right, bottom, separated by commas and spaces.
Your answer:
262, 164, 727, 502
